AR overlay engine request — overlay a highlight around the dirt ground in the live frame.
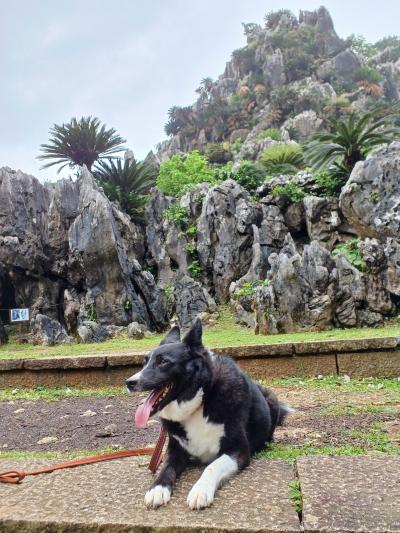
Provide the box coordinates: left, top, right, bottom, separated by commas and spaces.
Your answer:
0, 386, 399, 453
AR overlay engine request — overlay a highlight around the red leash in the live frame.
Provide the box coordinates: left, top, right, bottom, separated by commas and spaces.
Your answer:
0, 427, 167, 485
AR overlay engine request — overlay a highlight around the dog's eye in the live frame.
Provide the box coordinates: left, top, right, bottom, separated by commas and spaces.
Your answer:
158, 357, 169, 367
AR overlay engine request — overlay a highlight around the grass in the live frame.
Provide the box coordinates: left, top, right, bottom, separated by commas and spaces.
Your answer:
1, 307, 399, 360
266, 376, 400, 393
0, 447, 152, 461
319, 404, 400, 416
0, 385, 126, 402
288, 480, 303, 513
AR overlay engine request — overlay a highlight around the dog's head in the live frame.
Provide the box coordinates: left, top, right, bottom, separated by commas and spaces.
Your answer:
126, 318, 210, 427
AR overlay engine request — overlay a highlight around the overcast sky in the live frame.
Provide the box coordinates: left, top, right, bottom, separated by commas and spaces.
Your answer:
1, 0, 399, 181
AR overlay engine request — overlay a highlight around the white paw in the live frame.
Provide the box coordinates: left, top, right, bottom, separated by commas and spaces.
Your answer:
144, 485, 171, 509
187, 480, 215, 510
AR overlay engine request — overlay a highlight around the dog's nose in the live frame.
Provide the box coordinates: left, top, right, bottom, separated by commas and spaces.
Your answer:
126, 371, 142, 392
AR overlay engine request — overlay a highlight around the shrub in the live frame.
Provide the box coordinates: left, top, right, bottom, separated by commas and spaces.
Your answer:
205, 143, 232, 164
266, 163, 299, 176
257, 128, 281, 141
271, 180, 307, 203
313, 169, 342, 197
265, 9, 297, 30
234, 280, 270, 298
260, 144, 304, 170
163, 205, 188, 227
157, 151, 215, 197
188, 260, 202, 279
232, 161, 267, 192
332, 239, 366, 271
353, 67, 383, 84
231, 139, 244, 153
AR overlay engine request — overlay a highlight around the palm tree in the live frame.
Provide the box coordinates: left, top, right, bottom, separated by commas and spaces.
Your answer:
38, 116, 126, 172
93, 156, 156, 217
305, 105, 400, 178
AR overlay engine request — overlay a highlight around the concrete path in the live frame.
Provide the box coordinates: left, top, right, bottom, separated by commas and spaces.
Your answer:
0, 455, 399, 532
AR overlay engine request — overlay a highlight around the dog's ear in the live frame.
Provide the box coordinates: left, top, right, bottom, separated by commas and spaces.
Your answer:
160, 325, 181, 345
183, 318, 203, 347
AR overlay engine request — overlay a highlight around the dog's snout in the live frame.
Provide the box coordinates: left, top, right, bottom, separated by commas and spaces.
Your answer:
126, 371, 142, 392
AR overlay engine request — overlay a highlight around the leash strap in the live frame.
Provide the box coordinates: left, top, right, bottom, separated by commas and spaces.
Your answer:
0, 428, 167, 484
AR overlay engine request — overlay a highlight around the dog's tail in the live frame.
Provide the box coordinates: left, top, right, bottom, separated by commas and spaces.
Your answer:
257, 384, 294, 426
277, 402, 295, 426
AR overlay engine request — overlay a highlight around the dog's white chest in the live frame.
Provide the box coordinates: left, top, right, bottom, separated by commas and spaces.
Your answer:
159, 389, 225, 464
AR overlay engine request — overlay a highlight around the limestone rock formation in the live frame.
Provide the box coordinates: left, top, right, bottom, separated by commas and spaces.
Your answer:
30, 314, 72, 346
340, 143, 400, 239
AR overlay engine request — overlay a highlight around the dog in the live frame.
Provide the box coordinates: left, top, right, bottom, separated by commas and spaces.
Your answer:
126, 318, 290, 510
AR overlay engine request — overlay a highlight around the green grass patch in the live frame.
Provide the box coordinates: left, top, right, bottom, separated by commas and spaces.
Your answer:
319, 404, 400, 416
1, 306, 399, 360
0, 386, 126, 402
288, 480, 303, 513
344, 422, 400, 453
0, 447, 152, 461
265, 376, 400, 393
258, 443, 372, 462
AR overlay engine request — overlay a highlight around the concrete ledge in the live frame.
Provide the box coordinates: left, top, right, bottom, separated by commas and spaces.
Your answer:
1, 337, 399, 388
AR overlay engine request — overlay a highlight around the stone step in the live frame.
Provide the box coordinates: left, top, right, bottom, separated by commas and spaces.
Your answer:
0, 457, 300, 532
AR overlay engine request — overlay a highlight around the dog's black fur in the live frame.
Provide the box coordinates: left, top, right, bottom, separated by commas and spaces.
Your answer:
126, 318, 289, 509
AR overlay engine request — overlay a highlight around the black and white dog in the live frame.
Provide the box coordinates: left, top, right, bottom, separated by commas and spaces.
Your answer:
126, 318, 290, 510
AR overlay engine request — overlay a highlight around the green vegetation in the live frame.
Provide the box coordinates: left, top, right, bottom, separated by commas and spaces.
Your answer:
333, 239, 366, 272
163, 204, 189, 227
305, 105, 400, 182
313, 169, 342, 197
260, 144, 304, 175
234, 280, 270, 298
258, 128, 281, 141
0, 447, 136, 461
1, 306, 398, 360
231, 161, 267, 192
157, 151, 216, 197
37, 116, 126, 172
205, 143, 232, 164
0, 386, 126, 402
288, 480, 303, 513
93, 157, 156, 217
353, 66, 383, 84
85, 303, 97, 322
266, 376, 400, 393
271, 180, 307, 203
320, 404, 400, 416
187, 260, 203, 279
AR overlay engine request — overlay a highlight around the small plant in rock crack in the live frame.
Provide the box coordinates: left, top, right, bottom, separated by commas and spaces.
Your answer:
188, 260, 202, 279
124, 300, 132, 312
185, 242, 197, 256
288, 480, 303, 514
164, 284, 174, 303
163, 205, 189, 228
234, 280, 270, 298
179, 225, 197, 238
369, 191, 380, 203
86, 303, 97, 322
332, 239, 367, 272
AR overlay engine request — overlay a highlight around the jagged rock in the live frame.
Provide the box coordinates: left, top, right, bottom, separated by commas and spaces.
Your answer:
254, 236, 338, 334
0, 318, 8, 345
257, 171, 324, 199
300, 7, 345, 56
262, 49, 286, 87
340, 143, 400, 239
317, 49, 361, 83
291, 78, 336, 108
303, 197, 343, 250
229, 129, 250, 143
359, 239, 387, 274
77, 321, 109, 343
173, 273, 216, 331
127, 322, 147, 339
334, 256, 364, 327
282, 202, 306, 235
197, 180, 262, 301
283, 111, 323, 142
105, 325, 127, 338
378, 63, 399, 100
30, 314, 72, 346
384, 238, 400, 296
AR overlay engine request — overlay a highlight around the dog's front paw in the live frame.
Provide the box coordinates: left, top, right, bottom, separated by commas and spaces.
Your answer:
144, 485, 171, 509
187, 480, 214, 510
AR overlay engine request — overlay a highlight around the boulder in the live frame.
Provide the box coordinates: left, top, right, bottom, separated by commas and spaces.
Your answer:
283, 110, 323, 142
173, 273, 216, 331
303, 197, 343, 250
30, 314, 72, 346
384, 238, 400, 296
127, 322, 147, 339
340, 143, 400, 239
77, 321, 109, 343
317, 49, 361, 83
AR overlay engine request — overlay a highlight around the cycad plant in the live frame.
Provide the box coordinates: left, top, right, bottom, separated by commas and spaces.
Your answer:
305, 105, 400, 179
38, 116, 126, 172
93, 157, 156, 217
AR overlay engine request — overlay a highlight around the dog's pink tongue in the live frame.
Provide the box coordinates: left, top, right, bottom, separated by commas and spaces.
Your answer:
135, 390, 162, 428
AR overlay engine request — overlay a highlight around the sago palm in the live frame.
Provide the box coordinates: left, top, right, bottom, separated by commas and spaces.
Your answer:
38, 116, 126, 172
305, 105, 400, 176
93, 157, 157, 217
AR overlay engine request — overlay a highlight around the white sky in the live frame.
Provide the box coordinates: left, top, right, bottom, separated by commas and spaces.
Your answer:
1, 0, 399, 181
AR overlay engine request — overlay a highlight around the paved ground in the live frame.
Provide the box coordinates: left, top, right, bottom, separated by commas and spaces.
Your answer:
1, 385, 399, 452
0, 455, 399, 532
